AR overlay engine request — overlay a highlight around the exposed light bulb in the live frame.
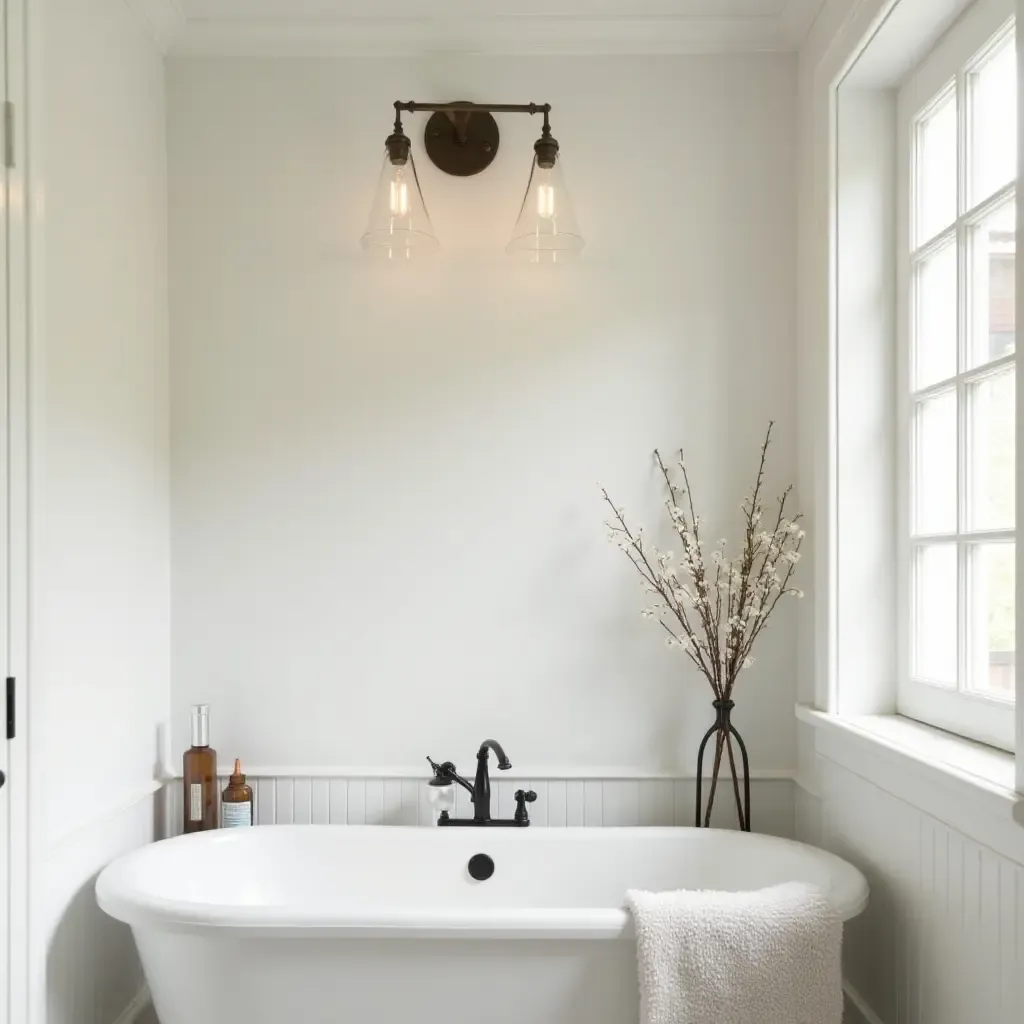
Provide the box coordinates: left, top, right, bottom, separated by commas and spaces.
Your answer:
389, 171, 409, 218
536, 182, 555, 219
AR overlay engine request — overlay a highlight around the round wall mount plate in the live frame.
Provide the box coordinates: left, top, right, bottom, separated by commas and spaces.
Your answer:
424, 107, 500, 176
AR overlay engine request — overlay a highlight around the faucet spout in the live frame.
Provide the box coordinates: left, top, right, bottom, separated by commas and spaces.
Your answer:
473, 740, 512, 821
476, 739, 511, 770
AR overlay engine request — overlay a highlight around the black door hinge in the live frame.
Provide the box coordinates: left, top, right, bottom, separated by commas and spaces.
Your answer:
6, 677, 14, 739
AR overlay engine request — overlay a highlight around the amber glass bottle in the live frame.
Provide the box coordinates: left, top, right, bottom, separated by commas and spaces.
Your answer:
221, 759, 254, 827
183, 704, 217, 833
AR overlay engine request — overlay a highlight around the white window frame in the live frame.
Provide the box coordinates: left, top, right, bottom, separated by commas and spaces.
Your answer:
896, 0, 1017, 751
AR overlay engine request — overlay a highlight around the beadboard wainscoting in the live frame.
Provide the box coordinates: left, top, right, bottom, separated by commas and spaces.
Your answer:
165, 771, 796, 837
40, 793, 158, 1024
797, 752, 1024, 1024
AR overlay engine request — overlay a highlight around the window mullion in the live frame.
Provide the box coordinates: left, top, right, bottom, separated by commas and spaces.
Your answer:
957, 377, 969, 694
955, 62, 969, 696
911, 223, 959, 263
956, 66, 969, 219
959, 180, 1017, 230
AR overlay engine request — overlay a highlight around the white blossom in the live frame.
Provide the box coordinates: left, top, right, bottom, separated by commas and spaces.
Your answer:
606, 426, 800, 696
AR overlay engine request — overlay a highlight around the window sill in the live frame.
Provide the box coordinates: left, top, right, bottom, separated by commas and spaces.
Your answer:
795, 704, 1024, 863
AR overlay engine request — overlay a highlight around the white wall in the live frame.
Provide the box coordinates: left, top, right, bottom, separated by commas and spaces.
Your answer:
167, 53, 800, 778
28, 0, 170, 1020
834, 85, 897, 716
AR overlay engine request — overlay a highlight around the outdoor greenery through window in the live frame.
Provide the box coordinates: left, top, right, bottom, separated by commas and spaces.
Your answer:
902, 9, 1016, 747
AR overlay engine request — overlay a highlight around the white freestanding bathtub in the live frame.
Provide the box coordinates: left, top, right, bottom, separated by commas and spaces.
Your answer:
97, 825, 868, 1024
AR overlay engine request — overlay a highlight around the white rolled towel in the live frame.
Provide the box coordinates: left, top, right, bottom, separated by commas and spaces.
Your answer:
626, 882, 842, 1024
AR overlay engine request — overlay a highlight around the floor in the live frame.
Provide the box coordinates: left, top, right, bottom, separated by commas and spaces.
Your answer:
137, 996, 862, 1022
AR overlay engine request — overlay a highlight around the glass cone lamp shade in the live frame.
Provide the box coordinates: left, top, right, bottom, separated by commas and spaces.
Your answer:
361, 146, 438, 260
506, 150, 584, 263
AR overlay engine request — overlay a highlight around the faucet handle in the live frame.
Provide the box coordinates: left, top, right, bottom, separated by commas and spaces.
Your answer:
514, 789, 537, 825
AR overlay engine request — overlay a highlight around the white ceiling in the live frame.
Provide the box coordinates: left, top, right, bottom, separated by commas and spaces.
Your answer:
129, 0, 826, 55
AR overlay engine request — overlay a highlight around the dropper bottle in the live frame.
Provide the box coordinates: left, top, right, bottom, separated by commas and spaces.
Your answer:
221, 759, 254, 827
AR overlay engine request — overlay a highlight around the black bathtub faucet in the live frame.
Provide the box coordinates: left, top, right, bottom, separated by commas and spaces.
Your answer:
426, 740, 536, 827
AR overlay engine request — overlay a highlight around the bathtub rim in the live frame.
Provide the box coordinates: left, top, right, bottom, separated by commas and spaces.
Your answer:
95, 825, 869, 939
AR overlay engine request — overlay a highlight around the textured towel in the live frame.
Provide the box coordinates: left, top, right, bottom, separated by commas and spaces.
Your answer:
626, 882, 842, 1024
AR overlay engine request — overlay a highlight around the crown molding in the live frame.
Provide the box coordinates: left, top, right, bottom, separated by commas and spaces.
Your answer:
126, 2, 827, 57
124, 0, 187, 53
779, 0, 827, 45
168, 15, 797, 57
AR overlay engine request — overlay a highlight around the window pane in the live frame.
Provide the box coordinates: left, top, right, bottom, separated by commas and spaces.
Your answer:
969, 33, 1017, 205
912, 542, 958, 685
969, 198, 1016, 366
914, 241, 958, 387
916, 88, 957, 245
966, 542, 1015, 699
913, 390, 958, 534
966, 368, 1015, 531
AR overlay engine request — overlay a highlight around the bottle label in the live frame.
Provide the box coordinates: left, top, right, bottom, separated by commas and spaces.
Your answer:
222, 801, 252, 828
189, 783, 203, 822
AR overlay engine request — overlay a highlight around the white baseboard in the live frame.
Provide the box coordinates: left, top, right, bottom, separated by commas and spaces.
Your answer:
843, 980, 887, 1024
111, 984, 151, 1024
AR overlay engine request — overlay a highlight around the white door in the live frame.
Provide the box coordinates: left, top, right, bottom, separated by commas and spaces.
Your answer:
0, 0, 10, 1014
0, 0, 29, 1019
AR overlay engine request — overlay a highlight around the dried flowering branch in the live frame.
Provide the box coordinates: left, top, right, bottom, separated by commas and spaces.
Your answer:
604, 422, 803, 698
603, 422, 804, 825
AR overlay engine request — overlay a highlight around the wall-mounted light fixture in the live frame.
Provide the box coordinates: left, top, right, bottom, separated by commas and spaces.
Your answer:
361, 101, 584, 264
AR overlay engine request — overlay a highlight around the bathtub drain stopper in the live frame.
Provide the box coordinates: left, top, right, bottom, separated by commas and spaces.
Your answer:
468, 853, 495, 881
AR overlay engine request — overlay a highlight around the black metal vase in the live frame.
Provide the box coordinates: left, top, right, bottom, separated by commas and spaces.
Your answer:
694, 699, 751, 832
